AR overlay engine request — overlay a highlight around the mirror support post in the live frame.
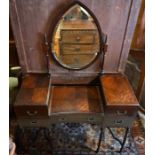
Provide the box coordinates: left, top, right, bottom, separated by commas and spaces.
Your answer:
44, 33, 50, 72
100, 33, 108, 73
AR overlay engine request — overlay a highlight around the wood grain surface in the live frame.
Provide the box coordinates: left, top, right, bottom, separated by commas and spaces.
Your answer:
14, 74, 50, 117
100, 74, 139, 106
50, 86, 103, 113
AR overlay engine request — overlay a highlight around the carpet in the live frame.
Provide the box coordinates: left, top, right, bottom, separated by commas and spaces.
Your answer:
10, 114, 144, 155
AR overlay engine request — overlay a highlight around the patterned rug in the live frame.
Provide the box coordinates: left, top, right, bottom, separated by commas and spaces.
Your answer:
9, 113, 144, 155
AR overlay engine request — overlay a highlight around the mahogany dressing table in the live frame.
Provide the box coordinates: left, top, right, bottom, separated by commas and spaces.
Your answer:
12, 1, 140, 153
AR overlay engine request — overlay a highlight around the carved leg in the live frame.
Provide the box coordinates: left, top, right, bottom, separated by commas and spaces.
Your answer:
95, 127, 103, 153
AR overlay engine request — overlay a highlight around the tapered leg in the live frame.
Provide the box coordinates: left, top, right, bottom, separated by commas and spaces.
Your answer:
119, 127, 129, 153
107, 127, 129, 153
95, 127, 103, 153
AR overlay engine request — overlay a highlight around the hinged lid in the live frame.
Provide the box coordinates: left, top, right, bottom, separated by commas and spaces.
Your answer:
100, 73, 139, 107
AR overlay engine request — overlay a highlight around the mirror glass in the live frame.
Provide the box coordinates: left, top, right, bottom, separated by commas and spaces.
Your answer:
52, 4, 100, 69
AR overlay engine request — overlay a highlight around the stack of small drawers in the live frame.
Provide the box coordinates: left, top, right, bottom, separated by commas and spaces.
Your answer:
59, 21, 99, 67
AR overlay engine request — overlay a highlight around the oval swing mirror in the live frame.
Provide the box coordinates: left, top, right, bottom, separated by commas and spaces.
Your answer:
52, 2, 101, 70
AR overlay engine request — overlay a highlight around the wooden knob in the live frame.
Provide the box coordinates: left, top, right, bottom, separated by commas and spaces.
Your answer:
76, 36, 80, 41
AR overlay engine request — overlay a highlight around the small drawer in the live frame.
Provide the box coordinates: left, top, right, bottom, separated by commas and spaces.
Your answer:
86, 115, 103, 124
103, 115, 135, 127
61, 44, 99, 55
51, 115, 67, 123
106, 109, 129, 116
105, 107, 138, 117
14, 106, 49, 118
51, 113, 103, 124
18, 118, 50, 127
61, 30, 97, 44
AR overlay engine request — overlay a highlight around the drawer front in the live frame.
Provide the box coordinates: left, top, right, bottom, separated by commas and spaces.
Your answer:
103, 115, 135, 127
14, 106, 49, 118
105, 106, 138, 116
61, 30, 96, 44
50, 113, 104, 124
61, 44, 99, 55
18, 118, 50, 127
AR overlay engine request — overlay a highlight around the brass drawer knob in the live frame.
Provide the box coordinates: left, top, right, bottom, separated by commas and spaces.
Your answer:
26, 110, 38, 116
76, 36, 80, 41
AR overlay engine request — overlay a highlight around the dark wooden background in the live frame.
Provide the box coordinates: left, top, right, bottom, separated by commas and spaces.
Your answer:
10, 0, 142, 73
131, 0, 145, 50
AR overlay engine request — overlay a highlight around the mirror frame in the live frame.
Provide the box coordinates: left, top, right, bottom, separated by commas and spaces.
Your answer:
47, 0, 104, 70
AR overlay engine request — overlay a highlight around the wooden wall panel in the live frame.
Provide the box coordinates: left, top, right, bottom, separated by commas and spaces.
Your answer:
118, 0, 143, 72
92, 0, 131, 72
10, 0, 142, 73
131, 0, 145, 50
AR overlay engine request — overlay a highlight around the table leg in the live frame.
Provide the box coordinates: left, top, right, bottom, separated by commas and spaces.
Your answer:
107, 127, 129, 153
95, 127, 103, 153
119, 127, 129, 153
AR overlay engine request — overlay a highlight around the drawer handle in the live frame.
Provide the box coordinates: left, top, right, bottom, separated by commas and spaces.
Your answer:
31, 121, 37, 124
26, 110, 38, 116
76, 36, 80, 41
88, 117, 94, 121
59, 117, 65, 121
114, 120, 123, 124
116, 110, 127, 115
